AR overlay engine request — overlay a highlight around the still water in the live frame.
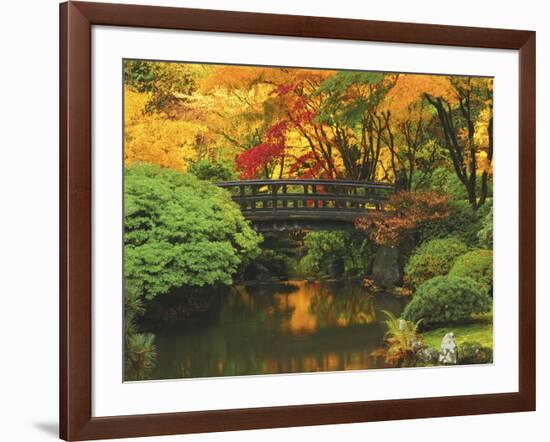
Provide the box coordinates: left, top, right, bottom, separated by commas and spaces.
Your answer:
151, 280, 405, 380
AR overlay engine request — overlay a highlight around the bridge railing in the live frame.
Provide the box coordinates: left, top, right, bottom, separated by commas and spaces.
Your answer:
215, 179, 395, 214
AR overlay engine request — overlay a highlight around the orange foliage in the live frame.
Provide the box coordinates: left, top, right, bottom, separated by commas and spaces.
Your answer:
355, 191, 450, 246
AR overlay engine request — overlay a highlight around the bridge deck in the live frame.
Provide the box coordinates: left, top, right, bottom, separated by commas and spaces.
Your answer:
215, 179, 395, 231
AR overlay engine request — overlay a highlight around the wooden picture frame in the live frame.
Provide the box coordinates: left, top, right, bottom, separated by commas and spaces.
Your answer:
59, 1, 536, 440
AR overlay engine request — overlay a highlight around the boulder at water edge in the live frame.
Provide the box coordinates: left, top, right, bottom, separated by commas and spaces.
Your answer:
243, 262, 271, 283
328, 258, 345, 279
439, 332, 458, 365
371, 246, 401, 288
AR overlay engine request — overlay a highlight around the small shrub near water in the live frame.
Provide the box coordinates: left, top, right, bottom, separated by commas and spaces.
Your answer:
449, 249, 493, 294
125, 333, 157, 381
124, 289, 157, 381
402, 275, 491, 328
404, 237, 468, 288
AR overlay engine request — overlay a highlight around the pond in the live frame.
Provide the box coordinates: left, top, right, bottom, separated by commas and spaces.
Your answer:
150, 280, 406, 380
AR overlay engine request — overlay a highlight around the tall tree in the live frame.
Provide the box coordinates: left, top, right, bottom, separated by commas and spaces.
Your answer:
378, 99, 443, 190
424, 77, 493, 209
313, 71, 388, 180
384, 74, 493, 208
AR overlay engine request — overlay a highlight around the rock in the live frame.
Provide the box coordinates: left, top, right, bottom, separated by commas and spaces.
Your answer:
458, 342, 493, 365
371, 246, 401, 288
416, 347, 439, 365
328, 259, 345, 279
243, 262, 271, 283
410, 338, 425, 354
438, 332, 458, 365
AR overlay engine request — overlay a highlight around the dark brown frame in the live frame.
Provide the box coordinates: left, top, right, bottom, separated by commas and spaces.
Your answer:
59, 1, 536, 440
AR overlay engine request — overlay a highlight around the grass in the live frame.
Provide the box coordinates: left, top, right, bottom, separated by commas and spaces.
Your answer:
422, 311, 493, 349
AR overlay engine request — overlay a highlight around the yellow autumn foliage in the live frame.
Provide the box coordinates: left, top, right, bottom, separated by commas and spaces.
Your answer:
124, 61, 493, 187
124, 88, 199, 170
474, 107, 493, 174
382, 74, 456, 119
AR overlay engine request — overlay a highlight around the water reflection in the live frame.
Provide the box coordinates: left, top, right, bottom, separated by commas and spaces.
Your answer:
150, 280, 404, 380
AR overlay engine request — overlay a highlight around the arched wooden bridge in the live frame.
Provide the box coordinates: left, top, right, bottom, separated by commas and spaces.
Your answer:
215, 179, 395, 231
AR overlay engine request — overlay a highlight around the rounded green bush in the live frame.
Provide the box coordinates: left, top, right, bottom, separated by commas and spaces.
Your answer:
449, 249, 493, 293
458, 341, 493, 365
404, 237, 468, 288
124, 163, 262, 299
402, 275, 491, 327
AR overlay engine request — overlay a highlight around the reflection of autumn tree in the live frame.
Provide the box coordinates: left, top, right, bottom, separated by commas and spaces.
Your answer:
309, 291, 377, 328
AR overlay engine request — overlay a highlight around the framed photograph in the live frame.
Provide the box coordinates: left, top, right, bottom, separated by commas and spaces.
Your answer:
60, 1, 536, 440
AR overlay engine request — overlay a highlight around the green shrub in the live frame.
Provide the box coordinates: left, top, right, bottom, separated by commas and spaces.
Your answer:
402, 275, 491, 327
449, 249, 493, 293
124, 163, 262, 299
124, 288, 157, 381
477, 207, 493, 249
303, 231, 373, 277
125, 332, 157, 381
417, 167, 493, 246
404, 237, 468, 288
302, 231, 346, 274
428, 167, 493, 202
255, 249, 289, 276
188, 159, 237, 182
458, 341, 493, 364
418, 199, 491, 246
428, 167, 470, 200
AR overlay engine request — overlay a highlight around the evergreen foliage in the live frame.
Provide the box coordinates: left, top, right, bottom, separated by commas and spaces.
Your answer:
449, 249, 493, 293
402, 275, 491, 327
477, 207, 493, 249
124, 163, 262, 299
302, 231, 374, 277
404, 237, 468, 288
188, 159, 237, 182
